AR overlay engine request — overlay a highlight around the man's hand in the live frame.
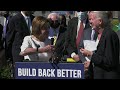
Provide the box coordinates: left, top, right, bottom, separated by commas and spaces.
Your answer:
80, 48, 93, 56
73, 55, 80, 62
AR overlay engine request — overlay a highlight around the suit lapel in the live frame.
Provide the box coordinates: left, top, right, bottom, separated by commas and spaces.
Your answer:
97, 27, 108, 49
84, 18, 90, 30
19, 13, 30, 34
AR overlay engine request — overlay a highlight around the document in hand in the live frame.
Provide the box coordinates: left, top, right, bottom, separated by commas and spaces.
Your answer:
83, 40, 97, 51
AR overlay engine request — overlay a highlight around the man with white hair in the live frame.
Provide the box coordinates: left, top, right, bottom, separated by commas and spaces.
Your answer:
80, 11, 119, 79
47, 13, 67, 62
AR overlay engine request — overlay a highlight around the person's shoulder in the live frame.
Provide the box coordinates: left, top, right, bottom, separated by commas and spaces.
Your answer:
109, 29, 118, 36
9, 13, 19, 22
24, 35, 31, 40
68, 17, 78, 22
12, 12, 23, 20
106, 29, 119, 40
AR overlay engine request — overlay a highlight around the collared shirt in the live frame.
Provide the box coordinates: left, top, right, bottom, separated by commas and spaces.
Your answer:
91, 28, 95, 40
3, 17, 9, 38
48, 27, 59, 45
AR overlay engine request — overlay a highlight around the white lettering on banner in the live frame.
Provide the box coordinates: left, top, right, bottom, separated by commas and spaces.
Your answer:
57, 69, 81, 78
17, 68, 82, 78
38, 69, 55, 77
18, 68, 36, 76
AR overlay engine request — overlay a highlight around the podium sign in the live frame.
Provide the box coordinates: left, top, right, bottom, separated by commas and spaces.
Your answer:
15, 62, 84, 79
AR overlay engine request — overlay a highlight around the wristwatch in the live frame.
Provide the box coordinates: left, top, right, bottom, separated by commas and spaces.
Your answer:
36, 45, 40, 52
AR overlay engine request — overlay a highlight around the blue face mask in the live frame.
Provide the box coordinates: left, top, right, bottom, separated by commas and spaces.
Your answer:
77, 11, 87, 21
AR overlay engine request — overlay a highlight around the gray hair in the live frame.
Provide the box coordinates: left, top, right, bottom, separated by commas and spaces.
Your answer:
47, 13, 60, 19
90, 11, 111, 28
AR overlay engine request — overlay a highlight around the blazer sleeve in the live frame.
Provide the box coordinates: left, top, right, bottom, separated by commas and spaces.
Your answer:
78, 32, 87, 63
91, 32, 119, 70
66, 19, 76, 55
6, 18, 15, 48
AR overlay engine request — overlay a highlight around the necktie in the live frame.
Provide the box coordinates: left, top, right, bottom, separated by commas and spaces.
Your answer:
76, 21, 84, 47
91, 30, 95, 40
26, 17, 31, 32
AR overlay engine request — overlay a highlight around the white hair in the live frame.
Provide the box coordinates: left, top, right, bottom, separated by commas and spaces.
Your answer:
47, 13, 59, 19
90, 11, 111, 27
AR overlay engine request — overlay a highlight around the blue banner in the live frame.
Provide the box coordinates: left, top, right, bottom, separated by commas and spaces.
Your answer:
15, 62, 84, 79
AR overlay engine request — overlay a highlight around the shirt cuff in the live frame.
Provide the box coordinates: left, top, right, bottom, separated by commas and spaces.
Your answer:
85, 57, 90, 61
71, 52, 76, 58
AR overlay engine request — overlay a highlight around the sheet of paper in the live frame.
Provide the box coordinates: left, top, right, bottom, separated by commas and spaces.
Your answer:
83, 40, 97, 51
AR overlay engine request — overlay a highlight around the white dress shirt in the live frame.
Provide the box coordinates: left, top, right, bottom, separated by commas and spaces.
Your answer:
48, 27, 59, 45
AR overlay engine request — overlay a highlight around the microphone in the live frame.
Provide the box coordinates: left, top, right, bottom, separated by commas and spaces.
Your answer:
51, 38, 54, 45
49, 38, 55, 63
49, 37, 59, 68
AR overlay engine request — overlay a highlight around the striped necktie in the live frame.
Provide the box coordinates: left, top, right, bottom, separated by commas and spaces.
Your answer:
26, 17, 31, 32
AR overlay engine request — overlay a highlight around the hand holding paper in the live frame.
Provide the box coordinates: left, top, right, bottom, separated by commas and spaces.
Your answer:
80, 48, 93, 56
83, 40, 97, 51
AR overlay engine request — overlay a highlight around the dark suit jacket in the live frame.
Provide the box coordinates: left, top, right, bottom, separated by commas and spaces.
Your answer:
66, 17, 90, 56
6, 12, 34, 63
0, 24, 3, 50
54, 26, 67, 58
116, 30, 120, 74
116, 30, 120, 64
91, 26, 119, 72
78, 27, 98, 63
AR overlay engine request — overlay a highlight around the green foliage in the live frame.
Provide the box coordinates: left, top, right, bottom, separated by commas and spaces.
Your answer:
0, 64, 12, 79
111, 19, 119, 32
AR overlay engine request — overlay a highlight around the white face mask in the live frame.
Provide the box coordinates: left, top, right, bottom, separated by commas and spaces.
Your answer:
77, 11, 87, 21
